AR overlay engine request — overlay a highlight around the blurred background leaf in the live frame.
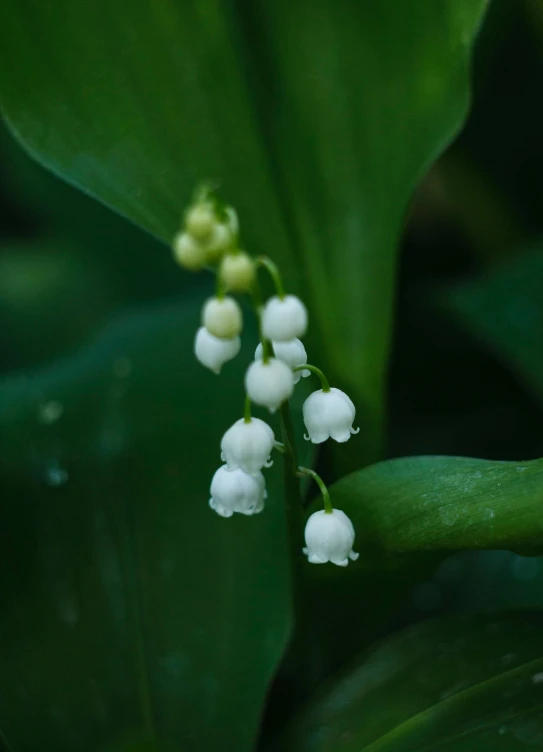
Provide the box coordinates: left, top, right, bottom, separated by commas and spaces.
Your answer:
0, 293, 310, 752
274, 612, 543, 751
442, 247, 543, 406
0, 0, 488, 466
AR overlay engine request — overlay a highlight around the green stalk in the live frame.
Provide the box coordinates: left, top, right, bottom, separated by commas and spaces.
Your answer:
256, 256, 286, 298
278, 400, 304, 602
297, 466, 333, 513
251, 276, 271, 362
293, 363, 330, 392
243, 394, 251, 423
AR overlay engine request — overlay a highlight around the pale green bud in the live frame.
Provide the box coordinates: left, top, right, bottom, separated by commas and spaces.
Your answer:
219, 252, 255, 293
204, 223, 234, 264
185, 202, 216, 241
202, 296, 243, 338
172, 231, 206, 271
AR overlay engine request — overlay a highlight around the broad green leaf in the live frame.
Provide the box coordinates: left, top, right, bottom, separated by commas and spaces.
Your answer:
443, 247, 543, 406
286, 454, 543, 692
0, 291, 308, 752
0, 0, 488, 463
274, 612, 543, 751
328, 455, 543, 562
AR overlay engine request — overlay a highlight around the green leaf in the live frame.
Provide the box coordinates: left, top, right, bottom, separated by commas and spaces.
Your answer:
328, 454, 543, 563
274, 612, 543, 751
0, 292, 308, 752
286, 454, 543, 691
443, 247, 543, 406
0, 0, 488, 463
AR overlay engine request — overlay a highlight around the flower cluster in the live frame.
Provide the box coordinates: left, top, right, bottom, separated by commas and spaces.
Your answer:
172, 188, 360, 567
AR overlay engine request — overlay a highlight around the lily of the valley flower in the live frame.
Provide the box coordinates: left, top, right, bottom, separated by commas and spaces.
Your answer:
194, 327, 240, 374
245, 358, 294, 413
303, 387, 359, 443
303, 508, 359, 566
254, 338, 310, 384
262, 295, 308, 341
221, 417, 275, 475
209, 465, 267, 517
202, 296, 243, 339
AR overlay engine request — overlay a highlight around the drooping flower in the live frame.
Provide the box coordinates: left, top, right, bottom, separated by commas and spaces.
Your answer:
254, 338, 310, 384
303, 387, 359, 443
221, 418, 275, 475
209, 465, 267, 517
261, 295, 308, 341
202, 296, 243, 339
245, 358, 294, 413
303, 508, 359, 566
194, 327, 240, 374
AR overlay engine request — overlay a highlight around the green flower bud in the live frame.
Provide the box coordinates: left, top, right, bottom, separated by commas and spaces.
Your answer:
202, 296, 243, 338
185, 202, 216, 241
172, 232, 206, 271
219, 252, 256, 292
204, 223, 234, 264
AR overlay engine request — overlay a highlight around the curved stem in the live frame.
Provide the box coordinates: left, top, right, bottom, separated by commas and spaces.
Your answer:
297, 466, 333, 513
293, 364, 330, 392
252, 276, 270, 362
256, 256, 286, 299
244, 394, 251, 423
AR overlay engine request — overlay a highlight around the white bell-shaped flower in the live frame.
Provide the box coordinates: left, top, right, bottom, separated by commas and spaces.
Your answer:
261, 295, 308, 341
245, 358, 294, 413
194, 327, 240, 374
303, 387, 359, 443
221, 418, 275, 475
202, 296, 243, 339
254, 339, 310, 384
303, 508, 359, 566
209, 465, 267, 517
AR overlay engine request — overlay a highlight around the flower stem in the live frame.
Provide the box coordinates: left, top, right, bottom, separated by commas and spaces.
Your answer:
278, 400, 304, 596
244, 394, 251, 423
293, 364, 330, 392
297, 466, 333, 513
256, 256, 286, 299
216, 272, 226, 300
252, 276, 271, 363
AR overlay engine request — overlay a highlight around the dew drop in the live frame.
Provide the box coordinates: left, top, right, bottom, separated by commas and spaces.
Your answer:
37, 400, 64, 425
439, 505, 458, 526
45, 463, 69, 487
